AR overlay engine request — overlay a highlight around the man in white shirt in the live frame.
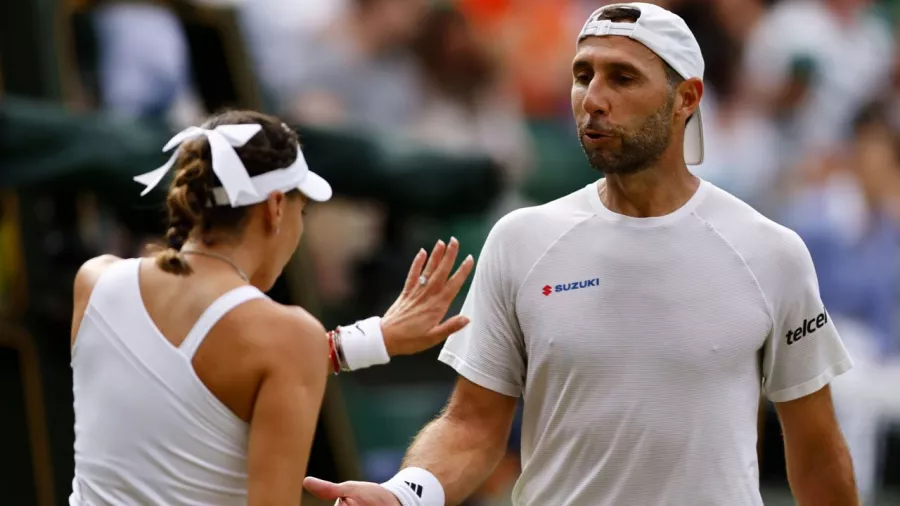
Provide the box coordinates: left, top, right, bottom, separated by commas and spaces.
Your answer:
304, 3, 859, 505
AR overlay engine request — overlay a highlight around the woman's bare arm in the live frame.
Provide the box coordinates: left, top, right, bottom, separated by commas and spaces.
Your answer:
247, 310, 329, 506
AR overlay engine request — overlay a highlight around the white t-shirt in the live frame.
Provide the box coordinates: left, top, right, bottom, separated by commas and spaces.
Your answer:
439, 180, 853, 506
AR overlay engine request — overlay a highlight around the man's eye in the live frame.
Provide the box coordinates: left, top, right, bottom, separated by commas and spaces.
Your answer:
613, 74, 635, 85
574, 73, 592, 84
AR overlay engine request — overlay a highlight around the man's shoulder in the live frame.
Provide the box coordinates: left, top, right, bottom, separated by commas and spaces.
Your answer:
700, 184, 810, 270
479, 187, 595, 283
488, 186, 594, 243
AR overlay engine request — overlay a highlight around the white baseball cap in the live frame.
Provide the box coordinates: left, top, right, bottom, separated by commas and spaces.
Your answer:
577, 2, 705, 165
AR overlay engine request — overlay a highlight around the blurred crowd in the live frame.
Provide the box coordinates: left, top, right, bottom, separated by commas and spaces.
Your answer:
18, 0, 900, 503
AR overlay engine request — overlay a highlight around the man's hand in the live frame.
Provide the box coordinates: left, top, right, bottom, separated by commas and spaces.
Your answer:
381, 237, 475, 357
303, 477, 400, 506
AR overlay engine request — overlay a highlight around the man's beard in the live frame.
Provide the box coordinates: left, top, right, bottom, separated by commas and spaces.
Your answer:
578, 94, 674, 175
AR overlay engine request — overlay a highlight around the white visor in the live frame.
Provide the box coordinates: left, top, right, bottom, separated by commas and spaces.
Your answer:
209, 145, 333, 206
134, 123, 333, 207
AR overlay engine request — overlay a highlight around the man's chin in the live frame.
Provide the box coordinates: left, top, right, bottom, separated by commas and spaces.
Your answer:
586, 153, 649, 175
584, 151, 619, 173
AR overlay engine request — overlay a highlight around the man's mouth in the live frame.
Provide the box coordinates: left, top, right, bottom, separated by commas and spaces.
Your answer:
583, 129, 616, 143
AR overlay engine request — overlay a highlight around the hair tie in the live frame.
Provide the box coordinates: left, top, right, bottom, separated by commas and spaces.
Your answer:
167, 233, 185, 251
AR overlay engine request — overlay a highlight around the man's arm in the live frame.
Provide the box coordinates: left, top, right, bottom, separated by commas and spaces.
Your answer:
775, 385, 858, 506
305, 214, 526, 505
400, 377, 518, 504
303, 376, 518, 506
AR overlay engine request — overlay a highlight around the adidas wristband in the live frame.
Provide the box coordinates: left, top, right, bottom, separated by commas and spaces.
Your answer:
381, 467, 445, 506
336, 316, 390, 371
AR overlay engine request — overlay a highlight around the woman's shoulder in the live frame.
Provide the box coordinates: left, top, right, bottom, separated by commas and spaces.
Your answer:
71, 254, 127, 345
235, 301, 329, 365
73, 254, 125, 302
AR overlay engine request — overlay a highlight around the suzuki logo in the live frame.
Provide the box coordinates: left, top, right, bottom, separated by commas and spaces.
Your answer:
542, 278, 600, 296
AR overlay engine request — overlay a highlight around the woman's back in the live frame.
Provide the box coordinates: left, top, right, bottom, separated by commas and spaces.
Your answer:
70, 257, 269, 505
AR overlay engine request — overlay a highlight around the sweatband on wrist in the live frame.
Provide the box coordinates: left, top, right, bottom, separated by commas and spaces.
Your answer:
336, 316, 390, 371
381, 467, 445, 506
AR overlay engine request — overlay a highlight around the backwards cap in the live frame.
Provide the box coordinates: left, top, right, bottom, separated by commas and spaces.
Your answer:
577, 2, 705, 165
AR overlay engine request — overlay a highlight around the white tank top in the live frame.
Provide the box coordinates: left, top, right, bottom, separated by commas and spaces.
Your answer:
69, 258, 267, 506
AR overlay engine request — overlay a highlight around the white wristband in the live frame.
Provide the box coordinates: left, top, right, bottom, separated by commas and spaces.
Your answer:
337, 316, 390, 371
381, 467, 445, 506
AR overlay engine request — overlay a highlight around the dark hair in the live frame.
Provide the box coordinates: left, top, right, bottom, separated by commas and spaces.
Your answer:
596, 5, 642, 23
597, 5, 684, 90
155, 110, 301, 276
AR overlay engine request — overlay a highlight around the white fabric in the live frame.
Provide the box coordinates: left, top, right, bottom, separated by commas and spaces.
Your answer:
338, 316, 390, 371
381, 467, 445, 506
133, 124, 332, 207
439, 180, 852, 506
578, 2, 705, 165
135, 124, 263, 205
207, 150, 332, 206
69, 259, 267, 506
178, 285, 267, 359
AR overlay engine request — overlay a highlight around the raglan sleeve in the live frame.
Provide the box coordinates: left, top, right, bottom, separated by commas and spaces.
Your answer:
760, 231, 854, 403
438, 217, 526, 398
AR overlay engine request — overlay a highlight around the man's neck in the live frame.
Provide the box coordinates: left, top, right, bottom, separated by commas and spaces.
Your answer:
600, 165, 700, 218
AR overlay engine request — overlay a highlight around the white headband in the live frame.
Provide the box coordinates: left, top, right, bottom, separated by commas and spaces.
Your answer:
133, 123, 332, 207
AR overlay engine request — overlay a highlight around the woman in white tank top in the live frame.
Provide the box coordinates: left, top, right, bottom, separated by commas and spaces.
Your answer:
68, 110, 474, 505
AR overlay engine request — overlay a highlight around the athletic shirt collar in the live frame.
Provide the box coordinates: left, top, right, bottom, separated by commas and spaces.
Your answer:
586, 178, 710, 228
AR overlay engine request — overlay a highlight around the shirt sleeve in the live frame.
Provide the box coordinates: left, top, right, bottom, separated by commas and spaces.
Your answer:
761, 232, 853, 403
438, 219, 526, 398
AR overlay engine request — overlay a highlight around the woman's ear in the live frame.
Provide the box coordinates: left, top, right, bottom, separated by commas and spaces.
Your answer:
265, 192, 287, 235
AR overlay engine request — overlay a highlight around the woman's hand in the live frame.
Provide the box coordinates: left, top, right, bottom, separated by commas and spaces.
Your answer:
381, 237, 475, 357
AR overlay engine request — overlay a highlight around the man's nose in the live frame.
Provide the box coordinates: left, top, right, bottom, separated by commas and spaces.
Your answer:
582, 78, 611, 116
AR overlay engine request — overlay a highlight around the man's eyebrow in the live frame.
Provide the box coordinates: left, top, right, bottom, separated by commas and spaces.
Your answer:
572, 59, 592, 73
605, 61, 644, 75
572, 58, 644, 76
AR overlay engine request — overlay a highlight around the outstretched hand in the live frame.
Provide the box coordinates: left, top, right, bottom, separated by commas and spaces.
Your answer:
303, 477, 400, 506
380, 237, 475, 357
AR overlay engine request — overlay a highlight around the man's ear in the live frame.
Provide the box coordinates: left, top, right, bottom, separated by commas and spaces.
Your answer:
678, 77, 704, 120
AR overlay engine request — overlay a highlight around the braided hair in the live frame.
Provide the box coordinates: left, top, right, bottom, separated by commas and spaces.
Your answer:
156, 110, 301, 276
